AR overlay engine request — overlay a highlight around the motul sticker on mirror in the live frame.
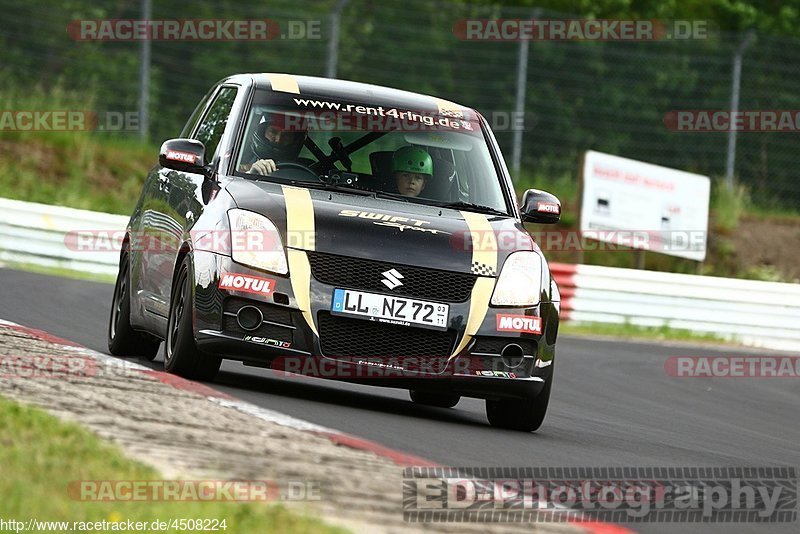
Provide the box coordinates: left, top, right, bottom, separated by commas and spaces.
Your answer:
537, 202, 560, 214
219, 273, 275, 295
496, 314, 542, 334
165, 150, 196, 163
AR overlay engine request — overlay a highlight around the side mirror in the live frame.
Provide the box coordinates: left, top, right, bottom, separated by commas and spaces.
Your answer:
520, 189, 561, 224
159, 138, 207, 175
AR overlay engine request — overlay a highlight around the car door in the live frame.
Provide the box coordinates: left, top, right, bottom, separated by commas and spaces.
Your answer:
141, 85, 239, 333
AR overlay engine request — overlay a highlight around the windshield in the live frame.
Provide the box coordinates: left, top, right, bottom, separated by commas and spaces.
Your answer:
234, 90, 510, 214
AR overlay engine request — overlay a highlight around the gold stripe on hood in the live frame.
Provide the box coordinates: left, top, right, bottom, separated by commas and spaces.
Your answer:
266, 73, 300, 94
281, 185, 317, 336
451, 212, 497, 358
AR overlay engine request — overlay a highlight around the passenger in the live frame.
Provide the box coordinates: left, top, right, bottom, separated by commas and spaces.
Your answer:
391, 146, 432, 197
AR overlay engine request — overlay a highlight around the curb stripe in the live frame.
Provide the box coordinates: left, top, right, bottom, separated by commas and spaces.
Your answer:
315, 431, 438, 467
141, 370, 235, 400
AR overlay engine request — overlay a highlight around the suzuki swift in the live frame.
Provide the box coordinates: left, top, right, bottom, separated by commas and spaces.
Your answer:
108, 73, 562, 431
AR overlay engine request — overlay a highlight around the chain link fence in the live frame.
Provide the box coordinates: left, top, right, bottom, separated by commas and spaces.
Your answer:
1, 0, 799, 208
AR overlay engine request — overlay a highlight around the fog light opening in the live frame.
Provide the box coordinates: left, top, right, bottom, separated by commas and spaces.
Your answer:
501, 343, 525, 368
236, 305, 263, 331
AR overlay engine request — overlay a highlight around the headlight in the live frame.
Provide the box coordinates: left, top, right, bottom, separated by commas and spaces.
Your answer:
228, 209, 288, 275
491, 251, 542, 306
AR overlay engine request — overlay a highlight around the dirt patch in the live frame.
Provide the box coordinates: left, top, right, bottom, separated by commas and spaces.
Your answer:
0, 139, 65, 182
729, 216, 800, 281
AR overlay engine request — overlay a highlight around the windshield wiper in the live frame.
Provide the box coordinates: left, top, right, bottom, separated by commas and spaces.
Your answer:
289, 180, 373, 196
371, 190, 410, 202
439, 201, 508, 217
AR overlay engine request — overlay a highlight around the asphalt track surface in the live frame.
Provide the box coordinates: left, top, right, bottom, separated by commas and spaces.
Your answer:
1, 267, 797, 534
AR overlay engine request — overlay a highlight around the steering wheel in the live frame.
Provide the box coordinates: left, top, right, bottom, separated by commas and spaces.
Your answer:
275, 161, 321, 181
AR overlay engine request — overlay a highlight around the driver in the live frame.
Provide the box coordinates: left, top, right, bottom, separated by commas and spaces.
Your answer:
391, 146, 433, 197
241, 112, 307, 175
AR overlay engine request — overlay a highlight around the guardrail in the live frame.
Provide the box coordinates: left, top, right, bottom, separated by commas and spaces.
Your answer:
551, 262, 800, 352
1, 198, 798, 351
0, 198, 127, 276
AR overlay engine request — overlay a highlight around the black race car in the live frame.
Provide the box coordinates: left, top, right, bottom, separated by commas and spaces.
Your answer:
108, 73, 562, 431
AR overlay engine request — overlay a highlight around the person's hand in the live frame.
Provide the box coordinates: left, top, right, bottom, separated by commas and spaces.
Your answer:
247, 159, 277, 175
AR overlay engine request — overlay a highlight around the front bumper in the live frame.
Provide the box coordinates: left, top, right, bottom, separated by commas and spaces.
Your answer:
192, 251, 558, 400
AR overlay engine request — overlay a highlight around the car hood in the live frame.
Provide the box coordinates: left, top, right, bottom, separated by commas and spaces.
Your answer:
226, 178, 534, 275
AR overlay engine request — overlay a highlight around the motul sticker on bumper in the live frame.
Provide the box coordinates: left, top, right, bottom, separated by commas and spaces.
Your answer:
496, 314, 542, 334
219, 273, 275, 295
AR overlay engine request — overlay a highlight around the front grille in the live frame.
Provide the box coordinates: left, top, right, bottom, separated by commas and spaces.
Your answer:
317, 312, 455, 360
308, 251, 476, 302
222, 297, 293, 342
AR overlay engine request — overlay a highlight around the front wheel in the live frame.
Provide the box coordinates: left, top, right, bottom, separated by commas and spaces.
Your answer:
485, 370, 553, 432
409, 390, 461, 408
164, 256, 221, 381
107, 251, 160, 360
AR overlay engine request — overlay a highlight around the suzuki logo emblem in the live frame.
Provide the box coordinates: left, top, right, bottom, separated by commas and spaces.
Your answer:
381, 268, 404, 290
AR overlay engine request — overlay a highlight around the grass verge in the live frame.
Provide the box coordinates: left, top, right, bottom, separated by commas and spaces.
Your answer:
0, 395, 347, 533
561, 321, 731, 345
0, 261, 116, 284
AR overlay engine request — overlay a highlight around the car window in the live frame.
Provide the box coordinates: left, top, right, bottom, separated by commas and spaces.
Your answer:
194, 87, 237, 162
179, 89, 212, 138
234, 94, 510, 214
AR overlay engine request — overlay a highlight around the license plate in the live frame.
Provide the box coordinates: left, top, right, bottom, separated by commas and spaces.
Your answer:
331, 289, 449, 331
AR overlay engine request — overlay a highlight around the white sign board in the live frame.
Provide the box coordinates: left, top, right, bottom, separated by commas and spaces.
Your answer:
580, 151, 710, 261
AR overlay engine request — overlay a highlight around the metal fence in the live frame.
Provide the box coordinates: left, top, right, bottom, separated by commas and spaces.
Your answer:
2, 0, 799, 208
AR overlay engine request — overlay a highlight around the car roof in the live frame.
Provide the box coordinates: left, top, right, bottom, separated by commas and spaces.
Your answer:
222, 73, 477, 118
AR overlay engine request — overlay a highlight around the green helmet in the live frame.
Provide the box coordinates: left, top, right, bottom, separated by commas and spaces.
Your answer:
392, 146, 432, 176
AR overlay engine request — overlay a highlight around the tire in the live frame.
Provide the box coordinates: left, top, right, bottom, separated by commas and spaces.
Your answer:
409, 390, 461, 408
485, 369, 553, 432
164, 255, 221, 381
108, 251, 160, 360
